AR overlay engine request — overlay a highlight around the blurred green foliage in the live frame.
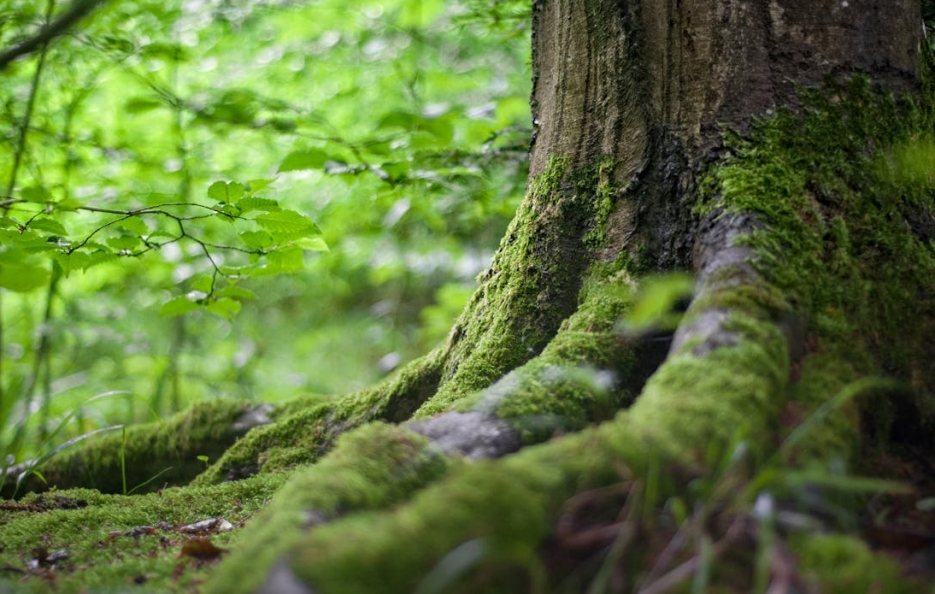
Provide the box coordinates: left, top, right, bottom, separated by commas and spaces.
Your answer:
0, 0, 531, 463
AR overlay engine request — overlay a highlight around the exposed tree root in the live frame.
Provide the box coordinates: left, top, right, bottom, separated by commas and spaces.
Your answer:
1, 399, 264, 497
201, 206, 809, 593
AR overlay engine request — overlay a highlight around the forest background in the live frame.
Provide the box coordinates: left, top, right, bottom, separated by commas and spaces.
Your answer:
0, 0, 531, 468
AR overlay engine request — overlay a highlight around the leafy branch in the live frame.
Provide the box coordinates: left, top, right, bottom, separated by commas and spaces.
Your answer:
0, 0, 110, 72
0, 182, 326, 319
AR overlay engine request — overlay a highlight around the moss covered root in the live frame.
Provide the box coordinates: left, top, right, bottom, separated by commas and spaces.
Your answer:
192, 349, 445, 486
205, 423, 452, 594
207, 79, 935, 593
2, 399, 261, 498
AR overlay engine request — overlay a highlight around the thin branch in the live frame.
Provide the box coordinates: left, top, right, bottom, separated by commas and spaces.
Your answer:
3, 0, 56, 211
76, 202, 240, 217
0, 0, 110, 72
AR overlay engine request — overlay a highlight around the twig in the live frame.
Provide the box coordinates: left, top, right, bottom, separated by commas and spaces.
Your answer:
0, 0, 110, 71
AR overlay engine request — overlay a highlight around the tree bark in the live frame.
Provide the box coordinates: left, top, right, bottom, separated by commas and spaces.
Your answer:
2, 2, 934, 593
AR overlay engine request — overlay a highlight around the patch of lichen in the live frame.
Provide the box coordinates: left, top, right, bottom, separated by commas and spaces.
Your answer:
193, 349, 445, 485
204, 423, 453, 594
702, 75, 935, 433
2, 399, 253, 498
0, 473, 286, 593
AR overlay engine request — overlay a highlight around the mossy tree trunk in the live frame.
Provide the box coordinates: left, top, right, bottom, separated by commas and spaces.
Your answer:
4, 2, 935, 593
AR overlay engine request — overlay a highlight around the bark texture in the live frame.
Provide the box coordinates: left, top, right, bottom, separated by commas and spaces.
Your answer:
2, 2, 934, 593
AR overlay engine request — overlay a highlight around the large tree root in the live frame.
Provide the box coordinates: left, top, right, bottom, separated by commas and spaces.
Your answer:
203, 212, 809, 594
0, 399, 269, 498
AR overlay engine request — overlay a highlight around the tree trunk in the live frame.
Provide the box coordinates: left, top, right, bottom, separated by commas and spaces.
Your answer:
3, 2, 934, 593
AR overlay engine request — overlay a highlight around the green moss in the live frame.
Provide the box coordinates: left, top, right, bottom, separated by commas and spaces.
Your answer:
457, 354, 622, 443
3, 399, 254, 498
274, 430, 611, 594
628, 314, 788, 460
581, 158, 618, 249
192, 402, 331, 485
459, 324, 635, 444
568, 261, 636, 332
791, 534, 927, 594
689, 265, 792, 320
418, 156, 635, 418
427, 263, 638, 443
193, 349, 445, 485
703, 76, 935, 435
0, 473, 286, 593
781, 354, 861, 464
205, 423, 452, 594
527, 155, 570, 200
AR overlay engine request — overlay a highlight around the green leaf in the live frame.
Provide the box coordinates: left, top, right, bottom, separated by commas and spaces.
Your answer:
124, 96, 164, 114
55, 252, 89, 275
381, 161, 411, 181
0, 262, 49, 292
266, 246, 304, 272
620, 273, 694, 333
117, 217, 149, 235
107, 236, 140, 251
236, 197, 280, 213
217, 203, 242, 218
378, 109, 454, 143
208, 181, 246, 203
255, 210, 321, 237
379, 110, 418, 130
0, 228, 30, 244
2, 228, 59, 252
278, 149, 329, 172
268, 118, 297, 132
218, 264, 256, 276
20, 186, 50, 203
159, 296, 200, 317
215, 286, 257, 300
28, 218, 67, 236
247, 179, 277, 193
83, 251, 118, 270
205, 297, 241, 319
54, 198, 81, 211
295, 236, 329, 252
239, 230, 274, 249
422, 115, 455, 144
190, 275, 214, 294
141, 42, 189, 62
207, 89, 258, 125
